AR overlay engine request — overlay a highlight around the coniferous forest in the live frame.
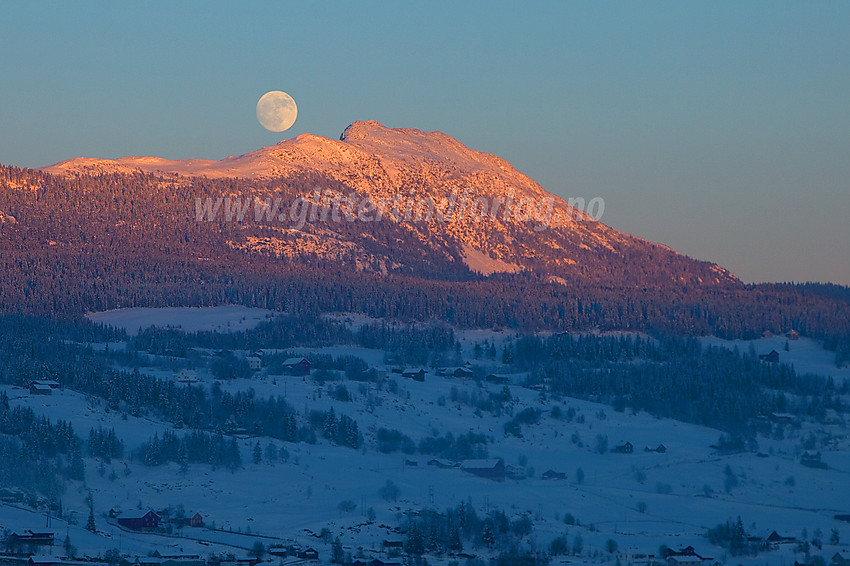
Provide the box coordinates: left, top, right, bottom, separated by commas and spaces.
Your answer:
1, 165, 850, 350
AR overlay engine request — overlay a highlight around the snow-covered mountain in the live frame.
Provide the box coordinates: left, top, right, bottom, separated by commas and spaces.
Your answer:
40, 121, 739, 286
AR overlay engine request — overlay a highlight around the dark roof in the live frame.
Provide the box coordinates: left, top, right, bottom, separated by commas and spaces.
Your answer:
117, 509, 159, 520
461, 458, 504, 470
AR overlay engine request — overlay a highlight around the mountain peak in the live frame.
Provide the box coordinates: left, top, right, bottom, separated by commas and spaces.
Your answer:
41, 121, 528, 193
339, 120, 389, 141
29, 121, 742, 290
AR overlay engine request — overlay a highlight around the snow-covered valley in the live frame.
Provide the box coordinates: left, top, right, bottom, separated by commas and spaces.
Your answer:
2, 308, 850, 566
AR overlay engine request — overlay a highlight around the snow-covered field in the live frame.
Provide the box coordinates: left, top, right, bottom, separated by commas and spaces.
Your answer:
85, 306, 276, 336
702, 335, 850, 383
4, 308, 850, 565
7, 370, 849, 564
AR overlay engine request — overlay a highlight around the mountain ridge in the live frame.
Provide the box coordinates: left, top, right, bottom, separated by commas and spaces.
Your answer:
39, 121, 739, 286
44, 121, 535, 186
13, 123, 833, 330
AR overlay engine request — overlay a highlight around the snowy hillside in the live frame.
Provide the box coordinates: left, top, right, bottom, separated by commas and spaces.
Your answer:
2, 308, 850, 566
34, 122, 740, 287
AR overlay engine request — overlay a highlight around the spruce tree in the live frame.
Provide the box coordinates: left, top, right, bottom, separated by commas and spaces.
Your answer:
323, 408, 337, 440
86, 508, 96, 533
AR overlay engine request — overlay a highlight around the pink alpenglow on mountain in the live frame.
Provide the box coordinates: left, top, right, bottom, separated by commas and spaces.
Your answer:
42, 121, 740, 285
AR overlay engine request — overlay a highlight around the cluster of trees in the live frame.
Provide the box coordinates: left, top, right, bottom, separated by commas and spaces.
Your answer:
0, 405, 80, 457
401, 501, 535, 556
311, 407, 362, 449
707, 517, 839, 563
511, 333, 848, 431
0, 316, 373, 460
376, 428, 415, 454
446, 383, 514, 417
0, 396, 84, 495
0, 435, 68, 498
251, 441, 289, 465
209, 352, 252, 380
356, 322, 459, 365
503, 408, 541, 438
707, 517, 763, 556
135, 430, 241, 470
375, 428, 489, 461
87, 426, 124, 462
131, 317, 460, 371
418, 431, 489, 461
549, 532, 585, 556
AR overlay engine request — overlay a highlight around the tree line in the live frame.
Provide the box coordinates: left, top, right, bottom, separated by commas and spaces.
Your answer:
3, 165, 850, 346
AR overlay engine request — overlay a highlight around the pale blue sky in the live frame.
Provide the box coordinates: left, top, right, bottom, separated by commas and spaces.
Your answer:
2, 2, 848, 284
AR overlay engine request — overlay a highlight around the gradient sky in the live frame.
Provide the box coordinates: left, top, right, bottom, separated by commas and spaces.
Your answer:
2, 2, 849, 285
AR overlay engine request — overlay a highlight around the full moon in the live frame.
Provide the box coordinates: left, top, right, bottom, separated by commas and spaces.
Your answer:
256, 90, 297, 132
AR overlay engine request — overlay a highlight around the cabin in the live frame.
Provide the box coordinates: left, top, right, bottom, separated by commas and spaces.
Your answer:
759, 350, 780, 363
296, 547, 319, 560
29, 383, 53, 395
541, 469, 566, 480
485, 374, 511, 384
769, 412, 798, 424
402, 368, 426, 382
667, 556, 704, 566
282, 357, 311, 375
117, 510, 160, 531
451, 367, 474, 378
382, 540, 404, 549
176, 370, 198, 384
832, 552, 849, 566
245, 356, 261, 371
613, 441, 634, 454
186, 513, 204, 527
800, 451, 827, 469
787, 329, 800, 340
427, 458, 457, 469
8, 530, 55, 547
645, 444, 667, 453
762, 330, 775, 338
665, 546, 712, 566
460, 458, 505, 481
30, 379, 60, 389
766, 531, 798, 545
